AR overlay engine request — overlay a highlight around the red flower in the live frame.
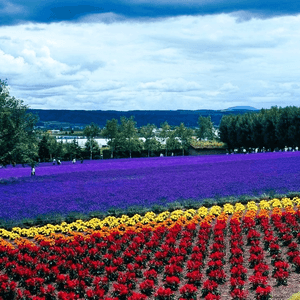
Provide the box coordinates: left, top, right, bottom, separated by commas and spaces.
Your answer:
128, 292, 147, 300
255, 285, 272, 298
230, 288, 248, 300
204, 292, 221, 300
140, 279, 155, 295
179, 284, 198, 298
249, 273, 268, 288
164, 276, 180, 291
154, 287, 174, 299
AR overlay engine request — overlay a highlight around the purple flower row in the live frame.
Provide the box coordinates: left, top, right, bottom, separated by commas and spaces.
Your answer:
0, 152, 299, 221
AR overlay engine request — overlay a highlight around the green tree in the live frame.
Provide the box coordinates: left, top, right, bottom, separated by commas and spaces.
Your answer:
197, 116, 215, 140
263, 106, 279, 151
65, 139, 82, 160
159, 121, 171, 156
38, 135, 51, 162
175, 122, 194, 156
84, 139, 100, 158
236, 114, 253, 148
102, 119, 119, 158
0, 79, 39, 166
251, 113, 265, 149
140, 124, 157, 157
166, 131, 181, 154
83, 122, 100, 160
119, 116, 139, 158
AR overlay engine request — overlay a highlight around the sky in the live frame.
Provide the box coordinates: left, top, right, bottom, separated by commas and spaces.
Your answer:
1, 0, 300, 111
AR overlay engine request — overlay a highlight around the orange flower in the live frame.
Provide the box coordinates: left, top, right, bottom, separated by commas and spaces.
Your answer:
217, 212, 228, 221
257, 209, 270, 218
0, 238, 15, 249
285, 206, 295, 214
231, 211, 243, 220
272, 207, 282, 216
244, 210, 257, 219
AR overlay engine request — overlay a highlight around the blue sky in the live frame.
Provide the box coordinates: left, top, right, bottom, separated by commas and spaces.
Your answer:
1, 0, 300, 110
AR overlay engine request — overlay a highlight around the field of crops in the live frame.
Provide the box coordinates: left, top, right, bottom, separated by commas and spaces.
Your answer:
1, 152, 300, 221
1, 199, 300, 299
1, 152, 300, 299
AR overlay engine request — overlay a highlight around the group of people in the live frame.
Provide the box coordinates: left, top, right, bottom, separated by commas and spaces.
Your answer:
52, 158, 61, 165
31, 157, 84, 176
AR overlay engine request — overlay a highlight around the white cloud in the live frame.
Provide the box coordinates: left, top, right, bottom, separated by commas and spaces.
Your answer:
1, 14, 300, 110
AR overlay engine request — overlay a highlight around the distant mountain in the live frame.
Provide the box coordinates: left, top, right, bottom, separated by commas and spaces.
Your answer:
28, 109, 260, 129
226, 106, 259, 111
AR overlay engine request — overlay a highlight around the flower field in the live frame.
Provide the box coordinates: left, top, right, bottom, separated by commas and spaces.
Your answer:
1, 198, 300, 299
1, 152, 300, 221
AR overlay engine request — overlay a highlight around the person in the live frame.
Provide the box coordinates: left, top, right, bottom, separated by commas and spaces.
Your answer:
53, 158, 56, 165
80, 158, 83, 163
72, 158, 76, 164
31, 167, 35, 176
57, 159, 61, 165
160, 153, 164, 157
171, 152, 174, 156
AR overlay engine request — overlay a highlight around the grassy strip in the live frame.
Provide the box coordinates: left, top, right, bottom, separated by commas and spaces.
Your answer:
1, 191, 300, 231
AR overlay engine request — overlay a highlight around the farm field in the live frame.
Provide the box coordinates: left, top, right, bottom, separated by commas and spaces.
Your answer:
1, 152, 300, 299
0, 199, 300, 299
1, 152, 300, 222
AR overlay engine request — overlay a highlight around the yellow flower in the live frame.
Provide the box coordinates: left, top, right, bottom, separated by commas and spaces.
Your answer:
223, 204, 234, 214
281, 197, 293, 208
272, 199, 282, 208
247, 201, 258, 211
198, 207, 208, 217
234, 203, 245, 212
259, 200, 271, 210
209, 205, 222, 216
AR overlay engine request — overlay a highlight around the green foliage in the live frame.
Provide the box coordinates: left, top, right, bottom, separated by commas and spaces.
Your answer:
219, 106, 300, 150
141, 124, 161, 156
102, 118, 119, 158
175, 122, 194, 155
38, 135, 50, 161
166, 201, 184, 212
197, 116, 215, 140
83, 139, 100, 159
0, 79, 39, 166
159, 121, 171, 156
151, 204, 166, 214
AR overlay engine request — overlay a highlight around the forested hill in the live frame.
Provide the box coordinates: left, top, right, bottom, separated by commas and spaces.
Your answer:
28, 108, 259, 128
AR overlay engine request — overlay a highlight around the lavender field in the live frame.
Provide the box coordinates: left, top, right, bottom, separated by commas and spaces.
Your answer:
1, 152, 300, 221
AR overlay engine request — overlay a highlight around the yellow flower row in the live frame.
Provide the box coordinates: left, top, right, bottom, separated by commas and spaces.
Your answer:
0, 197, 299, 240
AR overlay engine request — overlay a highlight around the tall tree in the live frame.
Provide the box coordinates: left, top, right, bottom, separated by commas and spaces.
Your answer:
83, 122, 100, 160
175, 122, 194, 156
84, 139, 100, 158
236, 113, 253, 148
38, 135, 50, 162
102, 119, 119, 158
65, 139, 82, 160
0, 79, 39, 166
251, 112, 265, 149
263, 106, 279, 151
166, 131, 181, 154
140, 124, 157, 157
197, 116, 215, 140
119, 116, 138, 158
159, 121, 171, 156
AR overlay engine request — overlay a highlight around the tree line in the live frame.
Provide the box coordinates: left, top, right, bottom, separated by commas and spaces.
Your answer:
219, 106, 300, 151
0, 79, 217, 166
2, 78, 299, 167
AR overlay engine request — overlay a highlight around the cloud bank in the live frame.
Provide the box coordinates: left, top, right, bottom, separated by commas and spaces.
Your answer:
0, 1, 300, 111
